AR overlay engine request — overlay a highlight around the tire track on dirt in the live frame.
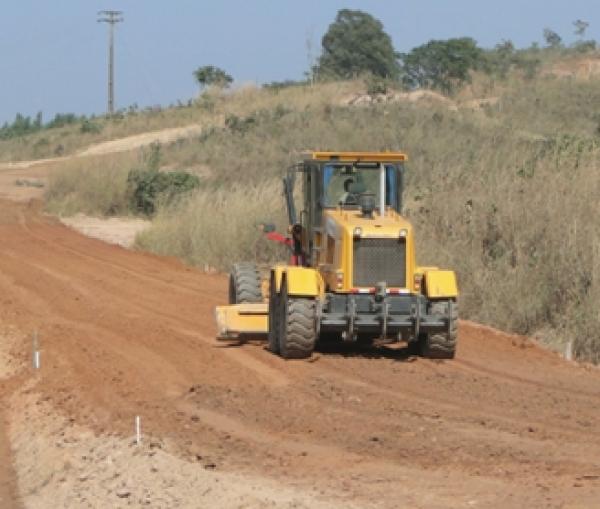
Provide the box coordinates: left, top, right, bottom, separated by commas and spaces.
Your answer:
0, 238, 289, 389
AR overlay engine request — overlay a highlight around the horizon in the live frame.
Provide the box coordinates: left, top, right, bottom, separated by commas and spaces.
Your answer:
1, 0, 599, 124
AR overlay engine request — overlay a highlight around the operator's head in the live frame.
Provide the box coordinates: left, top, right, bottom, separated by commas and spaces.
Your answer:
343, 178, 354, 192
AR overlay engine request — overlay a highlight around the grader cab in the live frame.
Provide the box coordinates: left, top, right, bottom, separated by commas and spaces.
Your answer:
215, 151, 458, 359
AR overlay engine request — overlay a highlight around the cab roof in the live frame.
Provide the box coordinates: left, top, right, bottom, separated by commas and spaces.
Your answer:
304, 151, 407, 163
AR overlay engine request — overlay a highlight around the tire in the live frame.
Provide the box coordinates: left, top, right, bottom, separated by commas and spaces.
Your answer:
267, 275, 279, 354
419, 300, 458, 359
228, 262, 262, 304
278, 281, 317, 359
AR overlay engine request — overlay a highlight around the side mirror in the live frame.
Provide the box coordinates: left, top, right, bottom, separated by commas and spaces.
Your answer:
258, 222, 276, 233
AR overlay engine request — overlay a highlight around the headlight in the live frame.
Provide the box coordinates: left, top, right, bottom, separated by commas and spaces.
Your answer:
353, 227, 363, 237
399, 228, 408, 238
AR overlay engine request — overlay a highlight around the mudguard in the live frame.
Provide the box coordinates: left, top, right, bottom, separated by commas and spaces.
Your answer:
272, 265, 323, 297
423, 269, 458, 299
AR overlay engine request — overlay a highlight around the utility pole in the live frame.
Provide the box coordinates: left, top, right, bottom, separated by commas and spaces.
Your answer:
97, 10, 124, 115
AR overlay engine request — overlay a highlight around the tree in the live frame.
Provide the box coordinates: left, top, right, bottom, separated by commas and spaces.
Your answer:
573, 19, 589, 38
543, 28, 562, 49
483, 40, 516, 78
193, 65, 233, 89
316, 9, 400, 79
401, 38, 483, 93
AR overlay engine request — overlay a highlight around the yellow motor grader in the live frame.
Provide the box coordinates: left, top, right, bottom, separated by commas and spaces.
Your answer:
215, 151, 458, 359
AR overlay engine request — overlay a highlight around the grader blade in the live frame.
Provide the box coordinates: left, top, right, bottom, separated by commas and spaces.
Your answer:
214, 303, 268, 340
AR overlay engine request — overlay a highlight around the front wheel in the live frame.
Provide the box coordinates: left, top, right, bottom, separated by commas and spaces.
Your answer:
229, 262, 262, 304
418, 300, 458, 359
278, 281, 317, 359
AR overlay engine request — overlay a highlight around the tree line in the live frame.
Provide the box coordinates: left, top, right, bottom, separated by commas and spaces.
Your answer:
194, 9, 597, 94
0, 112, 103, 140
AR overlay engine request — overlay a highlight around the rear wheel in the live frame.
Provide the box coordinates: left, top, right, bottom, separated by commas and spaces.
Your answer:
278, 281, 317, 359
419, 300, 458, 359
229, 262, 262, 304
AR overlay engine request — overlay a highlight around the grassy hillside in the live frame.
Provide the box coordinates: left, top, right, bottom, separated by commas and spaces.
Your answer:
44, 60, 600, 362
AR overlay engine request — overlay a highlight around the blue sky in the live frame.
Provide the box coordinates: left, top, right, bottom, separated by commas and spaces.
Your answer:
0, 0, 598, 124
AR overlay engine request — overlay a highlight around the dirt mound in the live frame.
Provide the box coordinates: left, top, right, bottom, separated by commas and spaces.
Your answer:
8, 388, 341, 509
1, 199, 600, 507
341, 90, 458, 110
544, 57, 600, 79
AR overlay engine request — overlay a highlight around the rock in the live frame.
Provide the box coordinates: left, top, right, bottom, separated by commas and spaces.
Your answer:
116, 488, 131, 498
149, 440, 162, 449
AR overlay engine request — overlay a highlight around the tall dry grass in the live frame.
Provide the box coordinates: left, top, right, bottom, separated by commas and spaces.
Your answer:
43, 70, 600, 362
135, 181, 288, 270
45, 152, 136, 216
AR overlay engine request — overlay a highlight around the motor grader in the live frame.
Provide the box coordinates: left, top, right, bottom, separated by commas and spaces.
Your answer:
215, 151, 458, 359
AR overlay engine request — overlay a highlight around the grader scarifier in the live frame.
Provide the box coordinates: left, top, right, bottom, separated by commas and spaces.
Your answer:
215, 151, 458, 359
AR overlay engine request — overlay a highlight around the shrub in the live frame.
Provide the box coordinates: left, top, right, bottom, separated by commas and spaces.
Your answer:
80, 119, 103, 134
127, 169, 200, 215
365, 75, 391, 95
47, 113, 79, 129
193, 65, 233, 89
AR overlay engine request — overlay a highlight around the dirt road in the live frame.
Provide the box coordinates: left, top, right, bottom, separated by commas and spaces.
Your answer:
0, 411, 21, 508
1, 199, 600, 507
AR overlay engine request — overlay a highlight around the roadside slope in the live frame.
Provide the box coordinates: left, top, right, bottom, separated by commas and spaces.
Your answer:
1, 199, 600, 507
0, 120, 219, 203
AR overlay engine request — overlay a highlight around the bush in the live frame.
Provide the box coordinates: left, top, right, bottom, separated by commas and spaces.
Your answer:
224, 113, 256, 134
193, 65, 233, 89
263, 79, 308, 91
365, 75, 391, 95
80, 119, 103, 134
46, 113, 79, 129
127, 169, 200, 215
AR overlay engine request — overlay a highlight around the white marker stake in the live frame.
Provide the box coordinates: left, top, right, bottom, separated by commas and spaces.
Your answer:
32, 331, 40, 370
135, 416, 141, 445
565, 340, 573, 361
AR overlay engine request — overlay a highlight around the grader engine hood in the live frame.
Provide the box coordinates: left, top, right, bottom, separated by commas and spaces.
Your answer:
323, 209, 416, 292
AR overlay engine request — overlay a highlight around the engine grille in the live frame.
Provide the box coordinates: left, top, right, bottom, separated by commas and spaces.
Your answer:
352, 238, 406, 287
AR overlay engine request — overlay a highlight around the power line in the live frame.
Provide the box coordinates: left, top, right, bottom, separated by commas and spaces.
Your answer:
97, 10, 124, 115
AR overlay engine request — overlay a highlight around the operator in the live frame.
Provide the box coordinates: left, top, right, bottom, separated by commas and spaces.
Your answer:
339, 178, 358, 205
